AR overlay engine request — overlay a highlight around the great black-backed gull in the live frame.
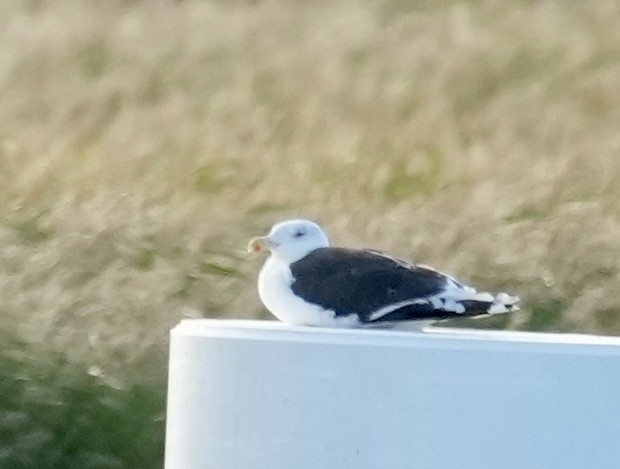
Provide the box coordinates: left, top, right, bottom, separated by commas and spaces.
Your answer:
248, 219, 519, 328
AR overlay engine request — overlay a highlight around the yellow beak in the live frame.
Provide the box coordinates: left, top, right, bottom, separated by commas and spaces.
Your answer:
247, 236, 276, 253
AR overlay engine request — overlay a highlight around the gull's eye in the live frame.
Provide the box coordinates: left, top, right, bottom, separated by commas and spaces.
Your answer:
293, 230, 305, 239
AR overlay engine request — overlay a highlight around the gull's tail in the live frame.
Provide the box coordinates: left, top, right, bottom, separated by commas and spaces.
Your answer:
457, 292, 520, 315
366, 289, 520, 323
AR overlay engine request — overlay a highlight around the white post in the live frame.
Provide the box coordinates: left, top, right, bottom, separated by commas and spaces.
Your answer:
165, 320, 620, 469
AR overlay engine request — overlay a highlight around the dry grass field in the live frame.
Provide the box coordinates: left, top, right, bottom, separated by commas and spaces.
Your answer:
1, 0, 619, 466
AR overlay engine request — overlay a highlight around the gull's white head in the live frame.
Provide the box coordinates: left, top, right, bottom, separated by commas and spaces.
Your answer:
248, 219, 329, 263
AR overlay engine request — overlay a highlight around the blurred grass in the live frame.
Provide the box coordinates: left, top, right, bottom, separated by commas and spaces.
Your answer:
1, 0, 619, 466
1, 333, 164, 469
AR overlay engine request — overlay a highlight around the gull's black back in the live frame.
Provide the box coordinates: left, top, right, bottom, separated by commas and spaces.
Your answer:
289, 247, 452, 322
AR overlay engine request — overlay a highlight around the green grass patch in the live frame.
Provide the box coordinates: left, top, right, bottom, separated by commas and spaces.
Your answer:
11, 218, 54, 245
0, 336, 165, 469
524, 298, 567, 331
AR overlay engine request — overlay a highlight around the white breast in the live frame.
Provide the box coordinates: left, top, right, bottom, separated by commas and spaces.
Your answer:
257, 256, 361, 327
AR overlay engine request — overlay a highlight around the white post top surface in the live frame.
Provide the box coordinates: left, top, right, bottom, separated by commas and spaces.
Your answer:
172, 318, 620, 351
166, 319, 620, 469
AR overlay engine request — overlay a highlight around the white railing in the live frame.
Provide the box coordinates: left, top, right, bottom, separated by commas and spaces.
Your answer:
165, 320, 620, 469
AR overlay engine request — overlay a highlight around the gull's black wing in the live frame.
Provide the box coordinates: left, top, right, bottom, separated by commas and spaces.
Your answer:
289, 247, 460, 322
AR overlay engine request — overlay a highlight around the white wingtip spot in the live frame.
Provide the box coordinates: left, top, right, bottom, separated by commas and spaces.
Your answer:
473, 292, 494, 302
488, 292, 520, 315
496, 292, 519, 305
443, 298, 466, 314
489, 303, 509, 314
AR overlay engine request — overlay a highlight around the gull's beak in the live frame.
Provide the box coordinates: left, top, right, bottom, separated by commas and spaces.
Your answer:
247, 236, 277, 253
